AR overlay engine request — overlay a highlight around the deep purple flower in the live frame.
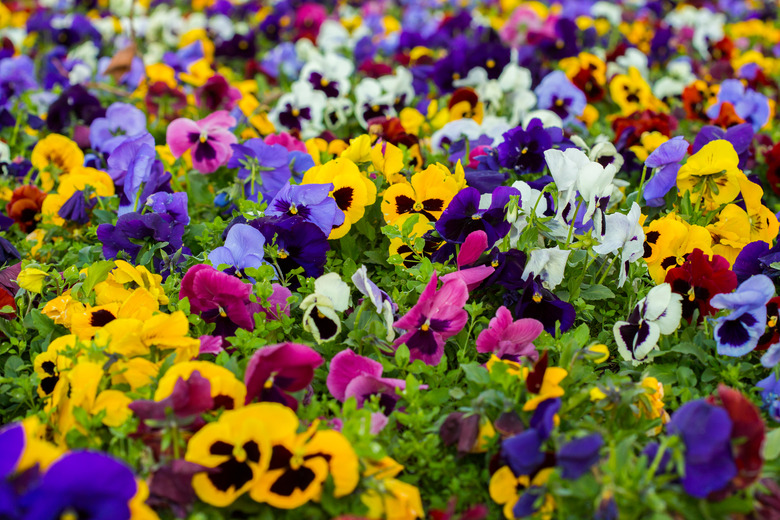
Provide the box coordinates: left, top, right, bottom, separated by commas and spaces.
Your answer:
249, 215, 329, 282
529, 398, 560, 441
732, 241, 780, 283
668, 400, 737, 498
89, 102, 148, 154
431, 40, 469, 93
208, 223, 267, 277
392, 272, 469, 365
503, 429, 545, 477
711, 274, 775, 357
513, 486, 546, 519
20, 452, 137, 520
265, 183, 344, 235
534, 71, 586, 123
46, 85, 106, 133
644, 136, 688, 207
58, 191, 96, 224
538, 18, 580, 59
326, 349, 405, 412
228, 139, 291, 202
215, 33, 256, 59
179, 264, 254, 337
512, 276, 576, 335
557, 433, 603, 480
497, 119, 554, 175
436, 186, 519, 246
195, 75, 242, 112
0, 422, 24, 478
244, 342, 323, 410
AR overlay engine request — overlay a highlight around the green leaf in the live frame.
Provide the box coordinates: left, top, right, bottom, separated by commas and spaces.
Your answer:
394, 343, 410, 367
82, 260, 115, 296
764, 428, 780, 460
461, 362, 490, 386
3, 355, 23, 378
580, 284, 615, 301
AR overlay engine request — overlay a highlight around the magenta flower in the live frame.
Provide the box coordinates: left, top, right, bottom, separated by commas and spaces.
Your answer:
244, 342, 323, 410
179, 264, 254, 337
326, 349, 406, 412
393, 272, 469, 365
166, 111, 237, 173
441, 230, 495, 291
476, 306, 543, 362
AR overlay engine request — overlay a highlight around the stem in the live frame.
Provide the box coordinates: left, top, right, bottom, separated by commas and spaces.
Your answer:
565, 199, 583, 248
597, 254, 620, 286
635, 165, 648, 206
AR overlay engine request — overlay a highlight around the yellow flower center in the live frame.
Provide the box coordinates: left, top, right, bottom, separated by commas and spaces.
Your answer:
239, 40, 248, 50
278, 250, 289, 259
491, 260, 499, 267
289, 204, 298, 215
264, 373, 276, 389
486, 59, 495, 68
521, 147, 528, 155
555, 99, 564, 107
687, 289, 695, 301
60, 512, 78, 520
320, 78, 329, 87
556, 39, 564, 49
280, 15, 291, 27
533, 293, 542, 303
199, 135, 207, 143
317, 310, 325, 319
292, 109, 300, 117
770, 316, 778, 328
233, 444, 247, 463
372, 105, 380, 112
471, 214, 481, 220
421, 323, 430, 331
413, 201, 423, 211
219, 308, 227, 318
452, 73, 461, 80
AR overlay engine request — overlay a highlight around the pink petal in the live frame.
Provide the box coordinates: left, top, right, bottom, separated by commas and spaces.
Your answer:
166, 118, 200, 157
326, 349, 383, 402
457, 230, 488, 268
503, 318, 544, 345
198, 335, 224, 355
393, 271, 439, 331
476, 327, 500, 353
191, 139, 234, 174
441, 265, 494, 291
370, 412, 389, 434
199, 110, 237, 132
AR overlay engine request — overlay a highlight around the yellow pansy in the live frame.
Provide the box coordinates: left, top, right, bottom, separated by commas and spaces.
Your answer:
643, 215, 713, 283
96, 311, 199, 362
371, 141, 405, 184
340, 134, 374, 164
609, 67, 664, 116
95, 260, 169, 306
17, 267, 48, 293
40, 167, 115, 226
629, 131, 668, 163
31, 134, 85, 191
16, 416, 65, 472
676, 140, 742, 209
382, 166, 459, 225
490, 466, 555, 520
92, 389, 133, 428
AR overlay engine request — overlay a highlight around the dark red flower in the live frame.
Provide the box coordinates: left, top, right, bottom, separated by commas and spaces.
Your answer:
764, 141, 780, 195
6, 185, 46, 232
665, 248, 738, 323
758, 297, 780, 351
145, 81, 188, 121
195, 74, 241, 112
707, 384, 765, 491
612, 110, 677, 151
244, 342, 323, 410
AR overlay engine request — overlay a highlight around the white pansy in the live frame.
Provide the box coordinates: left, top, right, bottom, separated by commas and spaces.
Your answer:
522, 246, 571, 290
300, 273, 351, 343
269, 81, 327, 139
508, 181, 548, 246
593, 202, 645, 287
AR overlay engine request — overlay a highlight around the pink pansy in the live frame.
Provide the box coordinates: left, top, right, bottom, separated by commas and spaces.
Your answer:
179, 264, 254, 337
326, 349, 406, 410
476, 306, 543, 362
198, 335, 224, 355
441, 230, 494, 291
244, 342, 323, 410
166, 110, 237, 173
264, 132, 307, 153
393, 272, 469, 365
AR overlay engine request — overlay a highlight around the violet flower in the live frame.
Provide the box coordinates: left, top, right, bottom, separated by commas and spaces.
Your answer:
692, 123, 754, 169
249, 215, 329, 283
45, 85, 106, 133
244, 342, 323, 410
161, 41, 204, 74
326, 349, 406, 412
392, 272, 469, 365
195, 75, 241, 112
643, 136, 688, 207
668, 400, 737, 498
706, 79, 770, 132
89, 102, 148, 155
477, 306, 542, 362
534, 71, 586, 123
557, 434, 603, 480
208, 223, 268, 278
497, 119, 554, 175
710, 274, 775, 357
179, 264, 254, 337
435, 186, 519, 246
130, 370, 214, 422
227, 138, 292, 203
512, 276, 576, 335
108, 134, 172, 214
19, 452, 138, 519
757, 373, 780, 422
166, 111, 237, 174
0, 56, 37, 108
266, 183, 344, 236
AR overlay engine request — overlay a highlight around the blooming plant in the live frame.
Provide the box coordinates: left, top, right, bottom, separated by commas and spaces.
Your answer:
3, 2, 780, 520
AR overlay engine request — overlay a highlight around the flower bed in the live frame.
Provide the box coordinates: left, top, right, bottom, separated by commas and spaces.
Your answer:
1, 1, 780, 519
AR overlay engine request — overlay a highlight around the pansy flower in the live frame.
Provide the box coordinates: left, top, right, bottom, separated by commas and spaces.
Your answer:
266, 183, 345, 236
269, 81, 327, 139
326, 349, 406, 413
155, 361, 247, 412
30, 134, 85, 190
89, 102, 148, 155
244, 342, 323, 410
393, 272, 469, 366
496, 119, 554, 175
179, 264, 254, 337
299, 273, 350, 343
643, 136, 688, 207
511, 276, 576, 335
352, 265, 397, 341
643, 215, 713, 284
477, 306, 542, 362
711, 274, 775, 357
593, 203, 645, 287
676, 140, 742, 209
6, 185, 46, 232
614, 283, 683, 363
208, 223, 267, 278
250, 215, 330, 282
665, 249, 738, 323
227, 138, 291, 203
167, 111, 237, 174
185, 403, 282, 507
302, 157, 377, 239
706, 79, 771, 132
534, 71, 586, 124
381, 165, 459, 225
436, 186, 518, 246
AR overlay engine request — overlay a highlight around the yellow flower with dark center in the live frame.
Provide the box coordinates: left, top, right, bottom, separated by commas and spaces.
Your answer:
388, 214, 440, 268
302, 157, 377, 239
250, 421, 359, 508
155, 361, 247, 411
628, 131, 668, 164
489, 466, 556, 520
448, 88, 484, 124
609, 67, 664, 115
95, 260, 169, 306
382, 166, 459, 225
676, 140, 742, 209
31, 134, 84, 190
643, 215, 713, 283
33, 348, 73, 399
560, 52, 606, 85
186, 404, 290, 507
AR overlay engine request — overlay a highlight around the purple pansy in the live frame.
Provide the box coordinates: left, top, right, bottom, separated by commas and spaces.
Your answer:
757, 373, 780, 422
248, 215, 329, 283
668, 399, 737, 498
534, 71, 586, 123
326, 349, 406, 413
89, 102, 148, 155
706, 79, 770, 132
497, 119, 554, 175
557, 433, 603, 480
511, 276, 576, 335
435, 186, 519, 246
711, 274, 775, 357
265, 183, 344, 235
228, 139, 291, 203
692, 123, 754, 169
643, 136, 688, 207
0, 56, 37, 108
208, 223, 268, 277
